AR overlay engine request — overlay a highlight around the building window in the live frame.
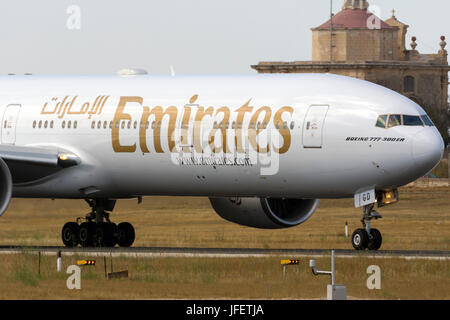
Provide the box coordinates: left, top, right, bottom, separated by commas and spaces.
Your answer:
403, 76, 415, 93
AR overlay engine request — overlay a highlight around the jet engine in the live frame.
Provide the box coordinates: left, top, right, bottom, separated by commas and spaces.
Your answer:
209, 197, 320, 229
0, 158, 13, 216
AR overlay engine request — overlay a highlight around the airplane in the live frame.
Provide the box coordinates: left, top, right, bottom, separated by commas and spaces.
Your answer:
0, 72, 444, 250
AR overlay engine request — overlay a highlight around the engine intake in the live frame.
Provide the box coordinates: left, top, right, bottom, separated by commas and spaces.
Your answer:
209, 197, 320, 229
0, 158, 13, 216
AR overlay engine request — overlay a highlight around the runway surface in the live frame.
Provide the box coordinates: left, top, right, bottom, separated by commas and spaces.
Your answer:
0, 246, 449, 260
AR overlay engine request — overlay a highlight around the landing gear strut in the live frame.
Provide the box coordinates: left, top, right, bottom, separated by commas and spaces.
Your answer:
351, 203, 383, 251
61, 199, 135, 248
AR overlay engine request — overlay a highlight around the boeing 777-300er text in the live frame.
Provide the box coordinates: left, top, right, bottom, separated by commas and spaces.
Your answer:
0, 73, 444, 250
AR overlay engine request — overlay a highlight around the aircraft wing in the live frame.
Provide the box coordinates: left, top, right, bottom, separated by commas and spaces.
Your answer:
0, 144, 80, 184
0, 144, 80, 167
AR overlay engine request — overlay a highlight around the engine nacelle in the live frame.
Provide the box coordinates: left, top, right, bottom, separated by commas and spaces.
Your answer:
209, 197, 320, 229
0, 158, 13, 217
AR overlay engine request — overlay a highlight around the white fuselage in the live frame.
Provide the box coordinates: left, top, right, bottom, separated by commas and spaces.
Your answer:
0, 74, 444, 199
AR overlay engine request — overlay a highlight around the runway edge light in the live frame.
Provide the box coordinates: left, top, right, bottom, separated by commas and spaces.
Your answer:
280, 259, 300, 265
77, 260, 96, 266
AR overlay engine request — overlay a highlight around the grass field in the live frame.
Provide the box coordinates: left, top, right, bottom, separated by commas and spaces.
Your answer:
0, 186, 448, 299
1, 187, 449, 250
0, 252, 448, 300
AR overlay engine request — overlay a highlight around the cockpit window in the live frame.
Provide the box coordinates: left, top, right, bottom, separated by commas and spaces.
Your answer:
376, 115, 388, 128
376, 113, 433, 129
402, 115, 423, 126
387, 115, 402, 128
420, 115, 434, 127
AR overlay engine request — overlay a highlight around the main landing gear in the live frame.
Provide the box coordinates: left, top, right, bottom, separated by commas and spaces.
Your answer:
61, 199, 135, 248
351, 203, 383, 251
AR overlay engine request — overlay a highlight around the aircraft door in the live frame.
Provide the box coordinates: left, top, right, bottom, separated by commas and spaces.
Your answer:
1, 104, 21, 145
302, 104, 329, 148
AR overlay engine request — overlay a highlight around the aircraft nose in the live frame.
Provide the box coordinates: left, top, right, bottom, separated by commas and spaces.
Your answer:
412, 128, 445, 175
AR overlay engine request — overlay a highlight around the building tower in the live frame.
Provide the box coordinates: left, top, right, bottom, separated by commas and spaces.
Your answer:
251, 0, 449, 140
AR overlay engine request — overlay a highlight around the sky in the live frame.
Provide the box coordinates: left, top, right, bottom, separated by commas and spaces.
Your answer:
0, 0, 448, 75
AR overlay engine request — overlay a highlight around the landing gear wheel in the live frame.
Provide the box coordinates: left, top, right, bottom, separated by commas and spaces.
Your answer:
351, 203, 384, 251
367, 228, 382, 251
93, 222, 116, 247
117, 222, 135, 247
79, 222, 95, 247
62, 222, 80, 247
60, 199, 134, 247
351, 228, 369, 250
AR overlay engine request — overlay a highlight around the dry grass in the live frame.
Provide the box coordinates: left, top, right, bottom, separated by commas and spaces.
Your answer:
1, 187, 449, 250
0, 252, 448, 300
0, 187, 448, 299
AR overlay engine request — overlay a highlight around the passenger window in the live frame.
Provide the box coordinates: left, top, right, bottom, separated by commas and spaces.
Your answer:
402, 115, 423, 126
50, 120, 54, 129
73, 121, 77, 129
67, 121, 71, 129
388, 115, 401, 128
32, 120, 36, 128
376, 115, 387, 128
420, 115, 434, 127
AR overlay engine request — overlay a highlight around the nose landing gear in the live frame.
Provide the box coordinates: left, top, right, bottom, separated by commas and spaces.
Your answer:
351, 203, 383, 251
61, 199, 135, 248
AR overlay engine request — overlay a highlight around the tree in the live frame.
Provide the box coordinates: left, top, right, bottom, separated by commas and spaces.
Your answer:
420, 103, 449, 147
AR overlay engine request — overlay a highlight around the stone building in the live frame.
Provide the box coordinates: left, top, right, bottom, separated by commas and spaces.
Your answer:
251, 0, 449, 120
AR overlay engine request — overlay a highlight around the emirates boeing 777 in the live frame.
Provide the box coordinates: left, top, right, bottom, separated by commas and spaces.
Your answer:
0, 73, 444, 250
